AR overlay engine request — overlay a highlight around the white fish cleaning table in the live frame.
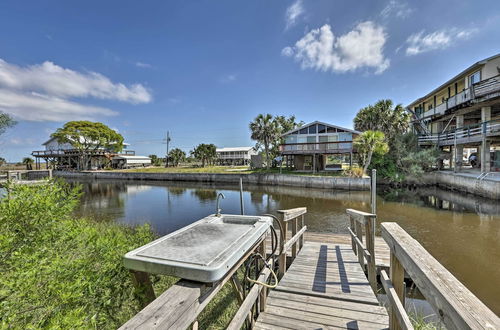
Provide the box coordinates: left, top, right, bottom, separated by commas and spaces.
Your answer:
123, 214, 273, 306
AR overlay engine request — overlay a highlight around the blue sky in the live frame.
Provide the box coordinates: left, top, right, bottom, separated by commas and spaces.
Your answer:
0, 0, 499, 161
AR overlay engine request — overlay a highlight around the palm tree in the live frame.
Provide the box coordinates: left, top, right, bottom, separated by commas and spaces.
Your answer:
168, 148, 186, 167
354, 131, 389, 174
22, 157, 34, 170
191, 144, 216, 167
249, 114, 279, 170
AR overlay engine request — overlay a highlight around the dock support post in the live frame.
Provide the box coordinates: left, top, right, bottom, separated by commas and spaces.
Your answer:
130, 270, 156, 308
371, 169, 376, 215
389, 252, 405, 330
239, 177, 245, 215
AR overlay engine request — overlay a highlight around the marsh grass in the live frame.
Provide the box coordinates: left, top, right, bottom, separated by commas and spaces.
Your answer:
0, 180, 240, 328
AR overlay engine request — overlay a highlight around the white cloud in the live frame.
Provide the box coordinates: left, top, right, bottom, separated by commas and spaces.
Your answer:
405, 28, 476, 55
285, 0, 304, 30
282, 22, 390, 74
0, 89, 118, 122
136, 61, 152, 68
281, 46, 294, 57
0, 58, 152, 122
0, 59, 152, 103
380, 0, 413, 19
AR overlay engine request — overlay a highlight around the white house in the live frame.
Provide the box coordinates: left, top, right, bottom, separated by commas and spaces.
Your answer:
216, 147, 257, 165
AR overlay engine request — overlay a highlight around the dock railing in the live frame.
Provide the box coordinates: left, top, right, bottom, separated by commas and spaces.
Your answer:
276, 207, 308, 278
120, 233, 270, 330
346, 208, 377, 292
381, 222, 500, 330
120, 208, 308, 330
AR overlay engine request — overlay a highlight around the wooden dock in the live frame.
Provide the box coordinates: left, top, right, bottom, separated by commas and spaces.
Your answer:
120, 207, 500, 330
255, 241, 389, 329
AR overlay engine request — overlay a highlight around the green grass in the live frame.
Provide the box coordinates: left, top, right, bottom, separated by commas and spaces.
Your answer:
0, 180, 240, 329
115, 165, 349, 177
409, 312, 442, 330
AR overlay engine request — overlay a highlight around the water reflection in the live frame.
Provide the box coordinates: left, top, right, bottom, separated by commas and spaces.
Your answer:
67, 179, 500, 315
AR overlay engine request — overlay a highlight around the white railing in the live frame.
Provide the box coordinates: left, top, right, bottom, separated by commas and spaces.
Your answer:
418, 120, 500, 144
415, 76, 500, 119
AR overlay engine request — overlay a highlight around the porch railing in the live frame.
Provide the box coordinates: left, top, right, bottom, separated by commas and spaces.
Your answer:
280, 141, 353, 153
417, 75, 500, 119
418, 119, 500, 144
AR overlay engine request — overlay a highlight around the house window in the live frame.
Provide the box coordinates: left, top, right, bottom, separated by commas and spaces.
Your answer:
285, 135, 297, 144
469, 71, 480, 85
327, 126, 337, 133
308, 125, 317, 134
318, 124, 326, 133
299, 127, 308, 134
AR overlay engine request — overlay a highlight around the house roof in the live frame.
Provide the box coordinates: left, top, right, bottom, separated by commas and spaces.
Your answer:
112, 155, 150, 160
281, 121, 360, 136
216, 147, 255, 152
407, 53, 500, 108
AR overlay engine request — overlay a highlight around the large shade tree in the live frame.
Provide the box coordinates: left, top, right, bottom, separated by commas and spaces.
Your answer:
354, 130, 389, 175
191, 144, 216, 167
51, 121, 124, 170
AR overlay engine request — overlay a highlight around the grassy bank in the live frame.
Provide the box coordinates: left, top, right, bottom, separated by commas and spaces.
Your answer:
0, 180, 238, 328
115, 165, 350, 177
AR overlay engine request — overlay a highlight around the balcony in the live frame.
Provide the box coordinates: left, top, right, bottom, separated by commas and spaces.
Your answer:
418, 119, 500, 146
418, 75, 500, 119
280, 141, 354, 154
32, 149, 135, 157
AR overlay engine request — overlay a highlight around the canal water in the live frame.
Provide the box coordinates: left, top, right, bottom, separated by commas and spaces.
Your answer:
71, 179, 500, 316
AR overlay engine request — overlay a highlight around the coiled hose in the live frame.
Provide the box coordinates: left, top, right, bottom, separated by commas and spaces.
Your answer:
242, 214, 284, 298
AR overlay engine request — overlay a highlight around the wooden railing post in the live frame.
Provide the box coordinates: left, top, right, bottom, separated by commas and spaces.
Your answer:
355, 220, 364, 267
365, 216, 376, 292
278, 217, 287, 278
299, 214, 305, 250
291, 217, 297, 258
389, 252, 405, 330
258, 238, 267, 313
349, 215, 356, 254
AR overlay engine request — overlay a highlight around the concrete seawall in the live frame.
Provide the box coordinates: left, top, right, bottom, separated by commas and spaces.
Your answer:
422, 171, 500, 199
54, 171, 371, 190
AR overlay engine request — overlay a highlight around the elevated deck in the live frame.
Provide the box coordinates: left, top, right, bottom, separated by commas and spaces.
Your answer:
255, 241, 389, 329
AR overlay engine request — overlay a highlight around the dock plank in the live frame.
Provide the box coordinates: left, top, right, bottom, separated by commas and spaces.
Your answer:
256, 240, 389, 329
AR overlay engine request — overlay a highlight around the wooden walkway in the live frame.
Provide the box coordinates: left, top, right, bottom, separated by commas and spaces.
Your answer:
255, 241, 389, 329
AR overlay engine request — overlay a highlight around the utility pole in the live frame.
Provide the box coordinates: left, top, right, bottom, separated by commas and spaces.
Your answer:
164, 131, 171, 168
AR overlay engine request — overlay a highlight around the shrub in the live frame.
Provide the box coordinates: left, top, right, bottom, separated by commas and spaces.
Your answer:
0, 180, 177, 328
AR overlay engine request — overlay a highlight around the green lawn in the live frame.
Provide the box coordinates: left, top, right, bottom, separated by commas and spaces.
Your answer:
115, 165, 350, 177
